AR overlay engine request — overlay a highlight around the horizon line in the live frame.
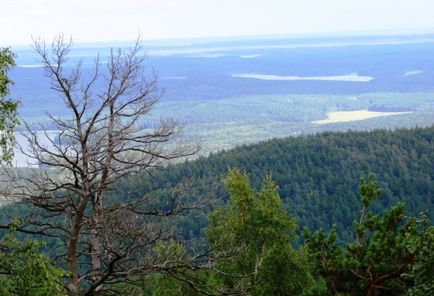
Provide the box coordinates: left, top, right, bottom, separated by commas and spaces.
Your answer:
7, 27, 434, 49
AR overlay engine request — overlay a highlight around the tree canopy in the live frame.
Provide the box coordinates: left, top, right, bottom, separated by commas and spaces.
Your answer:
0, 227, 66, 296
205, 169, 312, 295
304, 175, 434, 296
0, 47, 20, 164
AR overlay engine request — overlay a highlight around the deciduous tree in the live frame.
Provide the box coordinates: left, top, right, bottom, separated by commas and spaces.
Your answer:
1, 36, 203, 295
205, 169, 312, 295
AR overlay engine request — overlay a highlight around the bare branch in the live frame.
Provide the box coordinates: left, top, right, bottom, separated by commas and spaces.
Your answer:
1, 36, 207, 296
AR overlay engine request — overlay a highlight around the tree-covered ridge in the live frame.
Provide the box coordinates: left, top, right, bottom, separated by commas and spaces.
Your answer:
114, 126, 434, 241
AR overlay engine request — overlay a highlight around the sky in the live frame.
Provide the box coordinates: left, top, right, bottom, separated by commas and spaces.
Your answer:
2, 0, 434, 46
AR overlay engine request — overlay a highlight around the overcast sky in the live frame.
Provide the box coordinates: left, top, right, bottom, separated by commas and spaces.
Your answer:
2, 0, 434, 46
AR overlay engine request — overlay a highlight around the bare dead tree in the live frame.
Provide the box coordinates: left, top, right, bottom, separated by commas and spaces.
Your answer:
0, 35, 210, 295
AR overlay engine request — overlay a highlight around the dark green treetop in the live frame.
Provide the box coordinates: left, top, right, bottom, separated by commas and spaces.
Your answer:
304, 175, 431, 296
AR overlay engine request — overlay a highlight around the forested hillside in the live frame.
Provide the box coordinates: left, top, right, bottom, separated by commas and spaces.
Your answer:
113, 126, 434, 241
2, 122, 434, 294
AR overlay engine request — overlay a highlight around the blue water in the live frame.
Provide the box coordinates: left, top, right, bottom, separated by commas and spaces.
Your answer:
9, 34, 434, 120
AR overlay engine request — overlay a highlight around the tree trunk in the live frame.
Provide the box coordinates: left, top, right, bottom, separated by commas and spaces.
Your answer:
67, 208, 86, 295
90, 193, 102, 293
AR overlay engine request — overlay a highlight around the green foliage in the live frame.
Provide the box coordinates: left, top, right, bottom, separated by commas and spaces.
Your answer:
146, 273, 200, 296
146, 241, 205, 296
111, 273, 190, 296
405, 225, 434, 295
358, 174, 382, 208
206, 169, 312, 295
109, 241, 201, 296
107, 126, 434, 243
304, 176, 431, 295
0, 48, 20, 164
0, 228, 67, 296
0, 48, 15, 97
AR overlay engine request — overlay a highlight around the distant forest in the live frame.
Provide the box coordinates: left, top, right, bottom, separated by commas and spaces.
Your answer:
112, 126, 434, 242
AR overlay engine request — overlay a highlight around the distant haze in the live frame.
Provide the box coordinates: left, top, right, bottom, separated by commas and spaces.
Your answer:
2, 0, 434, 46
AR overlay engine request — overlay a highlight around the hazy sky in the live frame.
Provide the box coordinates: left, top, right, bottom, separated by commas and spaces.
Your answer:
2, 0, 434, 45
